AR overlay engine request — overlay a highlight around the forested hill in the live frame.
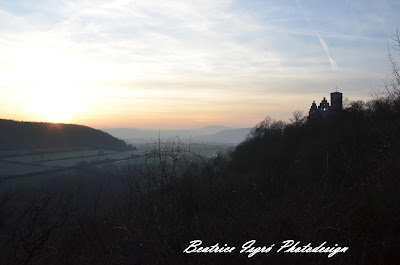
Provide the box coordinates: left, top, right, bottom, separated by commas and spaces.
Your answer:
0, 119, 131, 151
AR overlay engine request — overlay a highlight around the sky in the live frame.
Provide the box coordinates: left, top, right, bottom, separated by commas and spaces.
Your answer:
0, 0, 399, 129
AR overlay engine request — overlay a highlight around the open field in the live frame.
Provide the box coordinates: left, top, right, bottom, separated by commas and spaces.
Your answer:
34, 150, 142, 168
2, 149, 117, 163
135, 143, 233, 158
0, 144, 232, 180
0, 149, 141, 178
0, 161, 51, 177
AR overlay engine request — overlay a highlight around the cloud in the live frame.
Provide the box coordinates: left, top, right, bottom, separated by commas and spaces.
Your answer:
295, 0, 339, 70
0, 0, 397, 127
0, 0, 286, 86
316, 33, 338, 70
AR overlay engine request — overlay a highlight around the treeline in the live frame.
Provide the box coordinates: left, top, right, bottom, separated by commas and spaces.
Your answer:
227, 97, 400, 263
232, 97, 400, 189
0, 119, 131, 152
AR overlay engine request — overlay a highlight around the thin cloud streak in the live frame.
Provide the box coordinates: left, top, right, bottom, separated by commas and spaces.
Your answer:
316, 33, 338, 70
295, 0, 339, 70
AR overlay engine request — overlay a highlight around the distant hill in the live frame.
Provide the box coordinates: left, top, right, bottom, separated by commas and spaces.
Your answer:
0, 119, 130, 152
102, 126, 251, 145
102, 126, 232, 140
194, 126, 232, 135
194, 128, 251, 144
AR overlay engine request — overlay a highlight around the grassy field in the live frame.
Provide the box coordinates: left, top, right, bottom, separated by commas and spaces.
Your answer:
2, 149, 117, 163
0, 149, 140, 178
0, 161, 51, 177
135, 143, 233, 158
0, 144, 232, 179
34, 150, 142, 168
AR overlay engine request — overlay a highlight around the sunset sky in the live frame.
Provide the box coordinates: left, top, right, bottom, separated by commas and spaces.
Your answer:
1, 0, 399, 129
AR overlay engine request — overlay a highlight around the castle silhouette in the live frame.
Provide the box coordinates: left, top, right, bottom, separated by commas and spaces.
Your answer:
308, 91, 343, 121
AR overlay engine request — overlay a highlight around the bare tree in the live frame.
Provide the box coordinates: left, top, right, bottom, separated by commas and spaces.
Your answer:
289, 110, 306, 126
378, 28, 400, 104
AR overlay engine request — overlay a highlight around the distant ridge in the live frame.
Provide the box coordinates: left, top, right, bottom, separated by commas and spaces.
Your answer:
102, 126, 251, 145
0, 119, 130, 152
194, 128, 251, 144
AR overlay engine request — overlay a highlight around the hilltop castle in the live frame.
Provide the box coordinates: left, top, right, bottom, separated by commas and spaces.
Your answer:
308, 91, 343, 121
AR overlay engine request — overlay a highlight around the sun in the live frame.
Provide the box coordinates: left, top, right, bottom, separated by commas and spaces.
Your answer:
39, 100, 74, 123
38, 91, 81, 123
13, 49, 87, 124
22, 87, 82, 124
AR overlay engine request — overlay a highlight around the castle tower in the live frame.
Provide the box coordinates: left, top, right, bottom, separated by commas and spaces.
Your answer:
309, 100, 318, 115
318, 97, 330, 112
330, 91, 343, 111
318, 97, 330, 118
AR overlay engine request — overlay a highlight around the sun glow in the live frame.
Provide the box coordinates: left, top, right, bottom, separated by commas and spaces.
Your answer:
37, 98, 75, 123
10, 47, 92, 123
23, 87, 82, 123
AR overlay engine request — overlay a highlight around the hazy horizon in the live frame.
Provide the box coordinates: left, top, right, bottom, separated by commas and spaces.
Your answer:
0, 117, 249, 130
1, 0, 399, 128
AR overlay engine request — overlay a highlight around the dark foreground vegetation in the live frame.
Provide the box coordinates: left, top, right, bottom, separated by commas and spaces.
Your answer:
1, 94, 399, 265
1, 34, 400, 265
0, 119, 131, 152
